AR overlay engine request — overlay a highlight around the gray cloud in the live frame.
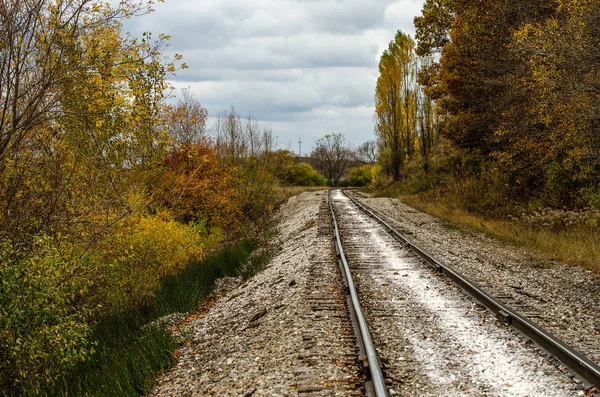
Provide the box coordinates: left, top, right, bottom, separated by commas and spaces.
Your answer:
124, 0, 424, 150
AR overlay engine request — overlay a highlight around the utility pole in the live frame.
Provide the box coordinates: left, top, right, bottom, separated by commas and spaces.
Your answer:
298, 134, 302, 157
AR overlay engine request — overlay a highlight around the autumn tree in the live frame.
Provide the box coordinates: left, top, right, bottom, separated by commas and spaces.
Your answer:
375, 30, 418, 180
414, 0, 455, 100
412, 0, 600, 207
416, 69, 440, 158
504, 0, 600, 204
0, 1, 183, 393
157, 142, 241, 228
311, 133, 352, 186
211, 107, 282, 220
166, 88, 209, 147
432, 0, 556, 153
0, 0, 181, 249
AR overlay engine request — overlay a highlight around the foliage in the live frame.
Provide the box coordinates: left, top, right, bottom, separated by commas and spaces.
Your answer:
370, 164, 389, 189
49, 240, 259, 397
281, 163, 327, 187
375, 31, 417, 180
411, 0, 600, 209
211, 108, 284, 223
262, 150, 326, 187
0, 0, 181, 251
375, 31, 440, 181
347, 165, 374, 187
100, 215, 209, 310
156, 143, 242, 228
50, 322, 176, 397
0, 238, 95, 395
0, 1, 286, 395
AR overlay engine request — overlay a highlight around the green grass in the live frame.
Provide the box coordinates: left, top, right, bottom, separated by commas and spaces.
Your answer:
47, 240, 261, 397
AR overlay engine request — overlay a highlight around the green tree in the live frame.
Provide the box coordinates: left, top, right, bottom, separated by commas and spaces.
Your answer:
347, 165, 374, 187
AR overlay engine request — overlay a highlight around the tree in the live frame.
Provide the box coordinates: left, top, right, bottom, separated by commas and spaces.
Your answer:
355, 140, 378, 164
166, 88, 209, 147
414, 0, 455, 100
375, 30, 418, 180
157, 142, 241, 228
416, 58, 441, 158
0, 0, 180, 249
433, 0, 556, 153
504, 0, 600, 205
0, 1, 183, 392
311, 133, 352, 186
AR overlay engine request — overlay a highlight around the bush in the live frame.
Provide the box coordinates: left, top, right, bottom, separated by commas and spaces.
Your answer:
347, 165, 374, 187
281, 163, 327, 186
0, 212, 219, 395
0, 238, 95, 396
370, 164, 389, 188
99, 214, 212, 310
49, 240, 259, 397
157, 143, 242, 228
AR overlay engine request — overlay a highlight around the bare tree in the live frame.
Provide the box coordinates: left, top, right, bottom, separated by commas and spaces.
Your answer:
311, 133, 352, 186
355, 140, 378, 164
213, 107, 244, 161
212, 107, 277, 161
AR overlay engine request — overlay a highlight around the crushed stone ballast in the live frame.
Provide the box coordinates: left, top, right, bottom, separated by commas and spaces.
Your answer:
342, 189, 600, 389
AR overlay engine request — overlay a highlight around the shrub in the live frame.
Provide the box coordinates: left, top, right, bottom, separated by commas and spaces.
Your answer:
347, 165, 374, 187
157, 143, 242, 229
0, 238, 95, 396
370, 164, 389, 188
282, 163, 327, 186
49, 240, 259, 397
100, 214, 210, 309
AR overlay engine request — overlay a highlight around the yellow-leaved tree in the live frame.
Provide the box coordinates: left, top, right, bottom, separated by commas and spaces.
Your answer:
375, 30, 418, 180
0, 1, 184, 393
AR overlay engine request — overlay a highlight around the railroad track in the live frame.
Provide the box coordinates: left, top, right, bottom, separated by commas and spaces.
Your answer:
328, 189, 600, 396
296, 196, 365, 396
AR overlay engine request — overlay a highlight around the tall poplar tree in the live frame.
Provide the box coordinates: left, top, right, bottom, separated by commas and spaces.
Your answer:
375, 30, 418, 180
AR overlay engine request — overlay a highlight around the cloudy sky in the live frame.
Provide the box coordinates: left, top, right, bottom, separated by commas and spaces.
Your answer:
124, 0, 424, 153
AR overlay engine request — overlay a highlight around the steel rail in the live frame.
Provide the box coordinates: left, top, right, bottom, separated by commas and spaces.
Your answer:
328, 191, 389, 397
343, 190, 600, 388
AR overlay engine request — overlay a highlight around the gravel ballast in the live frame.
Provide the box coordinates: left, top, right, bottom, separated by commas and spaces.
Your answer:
350, 191, 600, 372
149, 191, 362, 396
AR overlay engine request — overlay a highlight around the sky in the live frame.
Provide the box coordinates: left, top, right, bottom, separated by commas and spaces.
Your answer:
123, 0, 425, 154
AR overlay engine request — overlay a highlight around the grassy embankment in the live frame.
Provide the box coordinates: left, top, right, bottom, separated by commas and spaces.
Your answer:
46, 186, 318, 397
370, 143, 600, 273
47, 240, 270, 397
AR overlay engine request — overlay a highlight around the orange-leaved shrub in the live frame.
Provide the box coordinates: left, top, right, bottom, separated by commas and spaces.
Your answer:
155, 142, 242, 229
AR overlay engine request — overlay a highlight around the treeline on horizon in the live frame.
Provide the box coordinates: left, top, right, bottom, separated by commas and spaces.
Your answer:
374, 0, 599, 212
